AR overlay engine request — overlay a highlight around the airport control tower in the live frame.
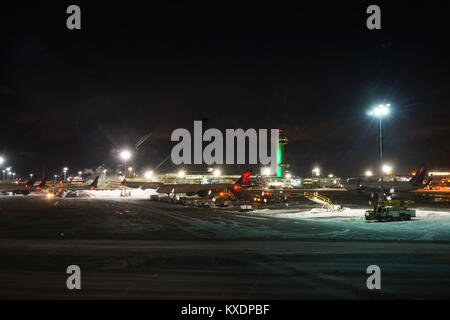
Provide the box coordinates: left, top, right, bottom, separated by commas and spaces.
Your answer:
277, 129, 289, 178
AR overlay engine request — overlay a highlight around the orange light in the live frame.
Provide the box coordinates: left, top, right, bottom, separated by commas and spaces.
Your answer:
219, 192, 224, 196
90, 186, 95, 190
25, 185, 28, 188
233, 185, 239, 190
37, 187, 40, 191
58, 189, 62, 192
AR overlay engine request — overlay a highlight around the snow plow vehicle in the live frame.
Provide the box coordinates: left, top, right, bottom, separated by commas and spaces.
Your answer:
365, 200, 416, 222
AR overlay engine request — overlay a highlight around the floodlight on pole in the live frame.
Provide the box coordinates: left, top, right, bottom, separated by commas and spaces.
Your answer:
365, 170, 373, 177
213, 169, 221, 177
312, 167, 320, 177
144, 170, 153, 179
368, 102, 391, 201
382, 164, 393, 174
120, 150, 131, 178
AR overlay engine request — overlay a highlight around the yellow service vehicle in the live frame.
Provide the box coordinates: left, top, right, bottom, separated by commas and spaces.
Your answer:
365, 200, 416, 222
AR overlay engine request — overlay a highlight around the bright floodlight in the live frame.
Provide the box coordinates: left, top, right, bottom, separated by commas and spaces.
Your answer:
128, 166, 133, 172
213, 169, 221, 177
78, 171, 82, 175
103, 169, 107, 174
0, 157, 4, 165
328, 174, 334, 178
285, 173, 292, 179
262, 167, 271, 176
145, 170, 153, 179
365, 170, 373, 177
63, 167, 68, 172
6, 167, 11, 172
382, 165, 392, 174
120, 150, 131, 160
369, 104, 390, 117
177, 170, 185, 178
312, 167, 320, 176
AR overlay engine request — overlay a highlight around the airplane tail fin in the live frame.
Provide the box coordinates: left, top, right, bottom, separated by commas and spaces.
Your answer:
89, 176, 99, 190
234, 169, 252, 187
24, 177, 36, 188
409, 167, 427, 185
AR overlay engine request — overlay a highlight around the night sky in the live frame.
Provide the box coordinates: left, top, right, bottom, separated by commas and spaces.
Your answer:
1, 2, 449, 178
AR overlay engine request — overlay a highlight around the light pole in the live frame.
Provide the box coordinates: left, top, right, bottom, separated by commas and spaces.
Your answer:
368, 103, 390, 201
120, 150, 131, 197
63, 167, 68, 181
0, 156, 4, 181
103, 169, 107, 180
120, 150, 131, 178
6, 167, 11, 182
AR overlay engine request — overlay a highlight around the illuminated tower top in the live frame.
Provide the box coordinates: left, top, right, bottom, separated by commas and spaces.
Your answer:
277, 129, 288, 178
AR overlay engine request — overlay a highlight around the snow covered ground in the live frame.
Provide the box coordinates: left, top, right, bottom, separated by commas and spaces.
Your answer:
254, 207, 450, 219
250, 207, 450, 241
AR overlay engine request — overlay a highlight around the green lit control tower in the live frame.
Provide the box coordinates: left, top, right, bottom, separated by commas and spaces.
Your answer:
277, 129, 289, 178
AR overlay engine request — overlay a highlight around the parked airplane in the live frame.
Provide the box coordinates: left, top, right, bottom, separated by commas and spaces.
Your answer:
53, 176, 99, 197
121, 178, 163, 190
156, 169, 254, 199
0, 177, 46, 195
344, 167, 430, 193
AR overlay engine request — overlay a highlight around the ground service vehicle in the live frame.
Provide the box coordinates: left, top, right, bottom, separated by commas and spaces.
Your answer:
365, 200, 416, 222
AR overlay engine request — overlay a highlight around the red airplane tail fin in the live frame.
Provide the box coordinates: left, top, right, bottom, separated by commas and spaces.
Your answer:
234, 169, 252, 187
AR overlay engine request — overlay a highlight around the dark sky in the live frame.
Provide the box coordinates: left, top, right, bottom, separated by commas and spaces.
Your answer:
1, 2, 449, 178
